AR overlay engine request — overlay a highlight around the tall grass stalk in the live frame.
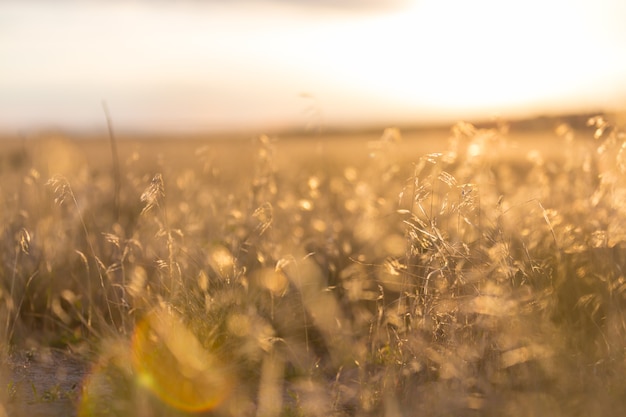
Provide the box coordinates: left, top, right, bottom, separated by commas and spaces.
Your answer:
102, 101, 121, 222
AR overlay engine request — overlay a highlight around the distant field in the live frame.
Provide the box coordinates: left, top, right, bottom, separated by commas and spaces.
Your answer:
1, 119, 625, 416
0, 126, 573, 179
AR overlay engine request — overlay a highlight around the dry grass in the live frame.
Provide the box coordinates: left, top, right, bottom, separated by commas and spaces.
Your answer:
1, 118, 626, 416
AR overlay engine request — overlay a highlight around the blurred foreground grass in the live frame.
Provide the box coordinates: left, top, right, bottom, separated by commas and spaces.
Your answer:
1, 118, 626, 416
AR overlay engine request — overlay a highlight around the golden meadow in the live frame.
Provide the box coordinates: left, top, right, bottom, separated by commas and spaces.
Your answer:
1, 117, 626, 416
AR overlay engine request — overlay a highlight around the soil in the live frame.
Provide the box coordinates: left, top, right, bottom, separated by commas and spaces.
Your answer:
2, 348, 88, 417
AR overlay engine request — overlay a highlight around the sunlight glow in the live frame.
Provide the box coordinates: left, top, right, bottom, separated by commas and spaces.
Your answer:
308, 0, 626, 120
0, 0, 625, 132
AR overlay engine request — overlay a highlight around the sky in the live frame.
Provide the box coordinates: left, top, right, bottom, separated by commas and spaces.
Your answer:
1, 0, 626, 134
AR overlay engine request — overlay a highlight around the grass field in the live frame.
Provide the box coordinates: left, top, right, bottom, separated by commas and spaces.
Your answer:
1, 116, 626, 416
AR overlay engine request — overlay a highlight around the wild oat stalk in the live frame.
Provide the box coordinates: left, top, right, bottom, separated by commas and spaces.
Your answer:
3, 228, 32, 345
140, 173, 181, 295
47, 174, 113, 329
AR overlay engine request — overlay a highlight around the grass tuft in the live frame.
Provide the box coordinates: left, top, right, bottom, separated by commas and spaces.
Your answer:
1, 118, 626, 416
